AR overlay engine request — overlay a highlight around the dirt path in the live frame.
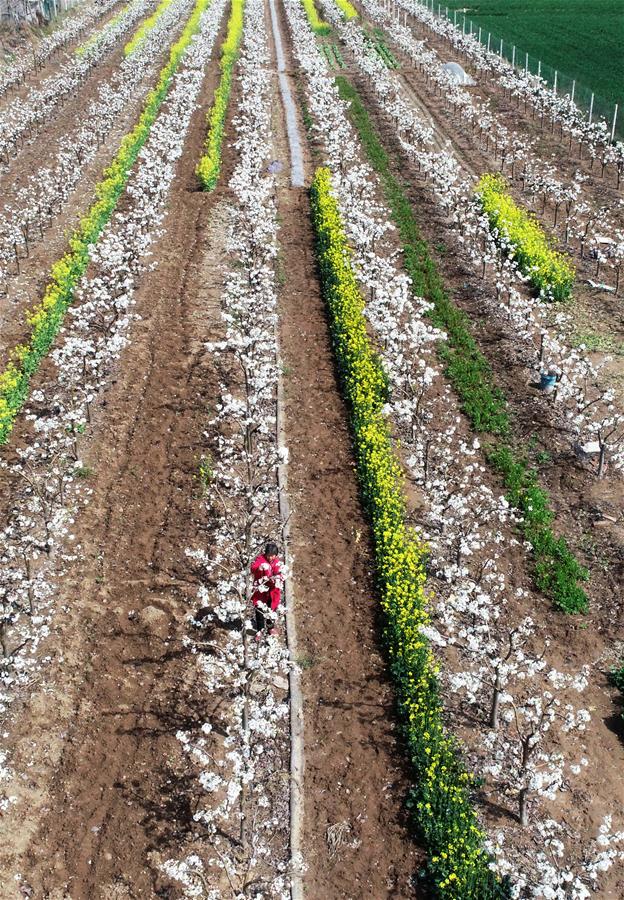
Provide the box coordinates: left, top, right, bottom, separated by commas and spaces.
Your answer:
270, 4, 423, 894
0, 41, 226, 900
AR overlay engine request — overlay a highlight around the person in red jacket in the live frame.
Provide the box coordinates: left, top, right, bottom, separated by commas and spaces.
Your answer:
251, 541, 283, 641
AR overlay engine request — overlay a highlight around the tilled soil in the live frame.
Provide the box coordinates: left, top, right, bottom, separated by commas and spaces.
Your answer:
270, 7, 423, 894
277, 184, 422, 898
0, 42, 226, 900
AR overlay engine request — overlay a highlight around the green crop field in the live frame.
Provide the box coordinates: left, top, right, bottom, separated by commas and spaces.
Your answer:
439, 1, 623, 116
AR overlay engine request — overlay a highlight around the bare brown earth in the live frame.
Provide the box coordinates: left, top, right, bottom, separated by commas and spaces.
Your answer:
268, 16, 423, 885
0, 34, 227, 899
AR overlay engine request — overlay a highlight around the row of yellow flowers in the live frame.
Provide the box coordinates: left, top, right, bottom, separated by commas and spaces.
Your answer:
476, 173, 575, 302
196, 0, 244, 191
334, 0, 358, 20
300, 0, 331, 35
0, 0, 214, 446
310, 167, 509, 898
124, 0, 176, 56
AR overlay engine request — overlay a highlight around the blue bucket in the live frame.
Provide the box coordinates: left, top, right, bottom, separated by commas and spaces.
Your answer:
540, 372, 557, 392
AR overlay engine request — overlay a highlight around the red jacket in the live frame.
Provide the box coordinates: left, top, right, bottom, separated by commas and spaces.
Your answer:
251, 555, 283, 611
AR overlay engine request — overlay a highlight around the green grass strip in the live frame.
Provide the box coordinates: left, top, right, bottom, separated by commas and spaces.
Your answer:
332, 43, 345, 67
476, 173, 575, 303
310, 166, 509, 899
76, 0, 136, 56
0, 0, 214, 448
364, 27, 399, 69
335, 75, 589, 615
301, 0, 331, 35
124, 0, 176, 56
377, 41, 399, 69
321, 43, 335, 68
196, 0, 244, 191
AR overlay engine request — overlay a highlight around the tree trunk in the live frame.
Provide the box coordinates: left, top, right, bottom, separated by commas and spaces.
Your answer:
518, 786, 529, 826
598, 443, 607, 479
489, 675, 501, 729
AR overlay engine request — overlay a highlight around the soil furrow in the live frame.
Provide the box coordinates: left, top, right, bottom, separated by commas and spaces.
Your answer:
0, 32, 228, 897
269, 4, 424, 893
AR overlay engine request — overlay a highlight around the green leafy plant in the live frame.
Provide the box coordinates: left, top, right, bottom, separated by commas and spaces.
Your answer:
611, 662, 624, 693
196, 0, 244, 191
609, 661, 624, 727
487, 445, 589, 613
197, 453, 214, 493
